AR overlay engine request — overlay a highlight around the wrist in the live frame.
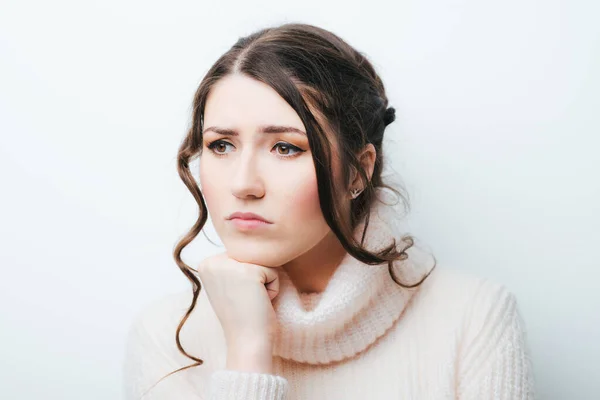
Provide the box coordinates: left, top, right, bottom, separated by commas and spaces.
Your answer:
226, 339, 273, 374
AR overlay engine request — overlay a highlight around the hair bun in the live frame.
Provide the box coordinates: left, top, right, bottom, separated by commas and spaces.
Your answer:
383, 107, 396, 127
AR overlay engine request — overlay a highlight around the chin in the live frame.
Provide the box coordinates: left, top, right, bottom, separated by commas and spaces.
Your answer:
224, 243, 288, 268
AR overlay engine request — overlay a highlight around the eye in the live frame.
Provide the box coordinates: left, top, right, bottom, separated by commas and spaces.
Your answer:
206, 140, 234, 156
273, 142, 304, 158
205, 139, 306, 159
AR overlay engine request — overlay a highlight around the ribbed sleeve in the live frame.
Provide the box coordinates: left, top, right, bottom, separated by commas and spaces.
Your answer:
209, 370, 289, 400
456, 282, 536, 399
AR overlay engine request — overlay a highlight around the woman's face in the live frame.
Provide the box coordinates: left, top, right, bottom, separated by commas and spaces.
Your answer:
199, 73, 334, 267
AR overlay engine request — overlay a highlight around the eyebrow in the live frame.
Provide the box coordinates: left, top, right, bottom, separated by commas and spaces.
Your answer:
202, 125, 307, 137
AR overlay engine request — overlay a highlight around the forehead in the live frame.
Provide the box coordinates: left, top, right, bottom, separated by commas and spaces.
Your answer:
203, 74, 305, 132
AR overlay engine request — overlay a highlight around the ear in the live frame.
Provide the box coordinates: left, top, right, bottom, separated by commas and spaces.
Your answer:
349, 143, 377, 190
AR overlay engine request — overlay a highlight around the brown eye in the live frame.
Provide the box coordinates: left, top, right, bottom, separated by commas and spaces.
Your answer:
277, 144, 290, 154
273, 142, 303, 157
216, 143, 227, 152
206, 140, 234, 156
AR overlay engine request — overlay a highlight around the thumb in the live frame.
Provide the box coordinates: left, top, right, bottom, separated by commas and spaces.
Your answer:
261, 267, 280, 301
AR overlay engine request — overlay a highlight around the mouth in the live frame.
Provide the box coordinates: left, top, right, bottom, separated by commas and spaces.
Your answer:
226, 212, 273, 231
228, 218, 272, 230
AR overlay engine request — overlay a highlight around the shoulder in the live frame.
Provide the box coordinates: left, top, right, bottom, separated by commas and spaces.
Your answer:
126, 287, 225, 364
425, 270, 537, 398
128, 290, 192, 338
420, 265, 517, 305
410, 265, 522, 332
123, 290, 226, 397
423, 266, 529, 357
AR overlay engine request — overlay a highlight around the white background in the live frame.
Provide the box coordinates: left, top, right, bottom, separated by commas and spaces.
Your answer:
1, 0, 598, 399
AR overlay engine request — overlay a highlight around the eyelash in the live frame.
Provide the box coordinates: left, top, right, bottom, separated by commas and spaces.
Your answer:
205, 140, 306, 159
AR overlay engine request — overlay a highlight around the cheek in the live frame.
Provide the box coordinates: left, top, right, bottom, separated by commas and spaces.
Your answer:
277, 170, 330, 255
290, 177, 322, 221
284, 155, 345, 225
275, 158, 322, 223
199, 157, 220, 215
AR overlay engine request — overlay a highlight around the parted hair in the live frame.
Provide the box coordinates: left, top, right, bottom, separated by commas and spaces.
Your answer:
142, 22, 436, 397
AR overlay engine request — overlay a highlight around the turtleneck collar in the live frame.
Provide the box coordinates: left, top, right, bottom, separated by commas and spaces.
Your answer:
271, 187, 433, 365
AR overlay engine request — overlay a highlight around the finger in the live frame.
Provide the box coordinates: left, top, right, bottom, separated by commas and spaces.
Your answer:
263, 268, 280, 301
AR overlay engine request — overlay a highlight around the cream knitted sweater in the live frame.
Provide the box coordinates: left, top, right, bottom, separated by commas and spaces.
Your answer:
123, 190, 536, 399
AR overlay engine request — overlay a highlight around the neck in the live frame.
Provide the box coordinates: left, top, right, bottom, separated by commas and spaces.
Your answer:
272, 187, 434, 364
281, 229, 347, 293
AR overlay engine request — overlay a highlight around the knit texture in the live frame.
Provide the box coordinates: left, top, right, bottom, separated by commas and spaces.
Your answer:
122, 188, 536, 399
209, 370, 288, 400
271, 189, 431, 364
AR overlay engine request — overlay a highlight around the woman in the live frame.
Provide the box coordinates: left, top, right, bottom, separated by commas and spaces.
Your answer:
123, 23, 536, 399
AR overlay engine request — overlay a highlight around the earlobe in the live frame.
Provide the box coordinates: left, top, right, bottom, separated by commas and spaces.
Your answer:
348, 144, 376, 192
348, 165, 361, 190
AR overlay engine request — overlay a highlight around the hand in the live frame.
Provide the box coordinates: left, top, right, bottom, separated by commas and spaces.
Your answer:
196, 252, 281, 373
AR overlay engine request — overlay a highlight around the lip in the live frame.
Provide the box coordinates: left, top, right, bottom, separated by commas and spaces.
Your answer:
229, 218, 271, 230
227, 212, 272, 223
227, 212, 272, 231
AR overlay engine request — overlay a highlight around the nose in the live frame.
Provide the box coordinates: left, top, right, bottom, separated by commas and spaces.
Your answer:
230, 149, 265, 200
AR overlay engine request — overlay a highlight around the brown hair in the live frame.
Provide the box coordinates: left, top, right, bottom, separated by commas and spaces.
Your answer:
142, 22, 436, 396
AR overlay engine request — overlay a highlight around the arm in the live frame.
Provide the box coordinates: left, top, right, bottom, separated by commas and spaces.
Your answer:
208, 339, 289, 400
456, 282, 536, 399
122, 312, 203, 399
209, 370, 289, 400
122, 296, 289, 400
195, 253, 290, 399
